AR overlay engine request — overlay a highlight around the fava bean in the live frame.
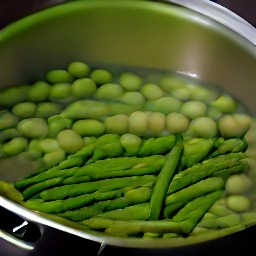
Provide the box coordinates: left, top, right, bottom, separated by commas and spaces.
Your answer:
39, 138, 61, 153
27, 81, 50, 102
120, 133, 142, 156
2, 137, 28, 156
48, 115, 72, 138
128, 111, 148, 136
68, 61, 90, 78
0, 128, 20, 143
35, 102, 63, 118
0, 111, 19, 131
57, 129, 85, 154
211, 95, 237, 113
145, 97, 182, 114
17, 118, 48, 138
46, 69, 74, 84
147, 112, 166, 136
140, 83, 164, 100
104, 114, 128, 135
187, 117, 218, 138
218, 113, 252, 138
90, 69, 113, 84
180, 101, 207, 119
119, 72, 142, 91
95, 83, 124, 100
71, 78, 97, 99
0, 85, 29, 106
119, 92, 145, 106
225, 174, 252, 194
166, 112, 190, 134
49, 83, 72, 102
43, 150, 66, 169
72, 119, 105, 137
12, 102, 36, 118
226, 195, 251, 213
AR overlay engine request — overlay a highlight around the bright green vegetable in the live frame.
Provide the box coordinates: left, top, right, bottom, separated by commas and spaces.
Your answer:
46, 69, 74, 84
147, 112, 166, 136
71, 78, 97, 99
95, 83, 124, 100
90, 69, 113, 85
27, 81, 51, 102
180, 101, 207, 119
149, 135, 183, 220
119, 72, 142, 91
166, 112, 190, 134
2, 137, 28, 156
140, 83, 164, 100
12, 102, 36, 118
104, 114, 128, 135
35, 102, 63, 118
72, 119, 105, 137
0, 110, 19, 131
57, 129, 85, 154
68, 61, 90, 78
164, 177, 225, 217
167, 152, 248, 195
17, 118, 48, 138
128, 111, 148, 136
49, 83, 72, 102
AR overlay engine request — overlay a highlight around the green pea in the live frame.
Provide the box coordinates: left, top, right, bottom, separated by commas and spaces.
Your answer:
166, 112, 190, 134
46, 69, 74, 84
218, 113, 252, 138
90, 69, 113, 85
180, 101, 207, 119
57, 129, 85, 154
0, 110, 19, 131
49, 83, 72, 101
147, 112, 166, 136
119, 92, 145, 106
2, 137, 28, 156
12, 102, 36, 118
119, 72, 142, 91
140, 83, 164, 100
128, 111, 148, 136
27, 81, 51, 102
71, 78, 97, 99
39, 138, 61, 153
104, 114, 128, 135
68, 61, 90, 78
17, 118, 48, 138
72, 119, 105, 137
23, 139, 42, 160
188, 117, 218, 138
95, 83, 124, 100
35, 102, 62, 118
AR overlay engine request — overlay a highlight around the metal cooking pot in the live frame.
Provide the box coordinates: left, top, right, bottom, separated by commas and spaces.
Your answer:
0, 0, 255, 255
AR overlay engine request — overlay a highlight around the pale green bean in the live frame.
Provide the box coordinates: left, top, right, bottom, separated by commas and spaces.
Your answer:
68, 61, 90, 78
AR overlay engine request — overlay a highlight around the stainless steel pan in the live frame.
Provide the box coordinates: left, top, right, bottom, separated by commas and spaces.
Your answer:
0, 0, 255, 255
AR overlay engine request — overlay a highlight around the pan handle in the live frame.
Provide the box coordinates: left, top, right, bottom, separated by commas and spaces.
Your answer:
0, 203, 41, 251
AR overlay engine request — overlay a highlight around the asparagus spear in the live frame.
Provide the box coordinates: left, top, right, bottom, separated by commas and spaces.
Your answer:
167, 152, 247, 195
149, 134, 183, 220
164, 177, 225, 218
58, 187, 152, 221
39, 175, 156, 201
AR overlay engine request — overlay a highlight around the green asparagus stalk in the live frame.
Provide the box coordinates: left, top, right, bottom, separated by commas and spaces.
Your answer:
39, 175, 156, 201
23, 189, 123, 214
149, 135, 183, 220
164, 177, 225, 218
58, 187, 152, 221
173, 190, 224, 234
167, 152, 247, 195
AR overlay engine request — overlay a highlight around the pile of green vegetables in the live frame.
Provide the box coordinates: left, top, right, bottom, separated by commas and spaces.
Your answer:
0, 61, 255, 238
